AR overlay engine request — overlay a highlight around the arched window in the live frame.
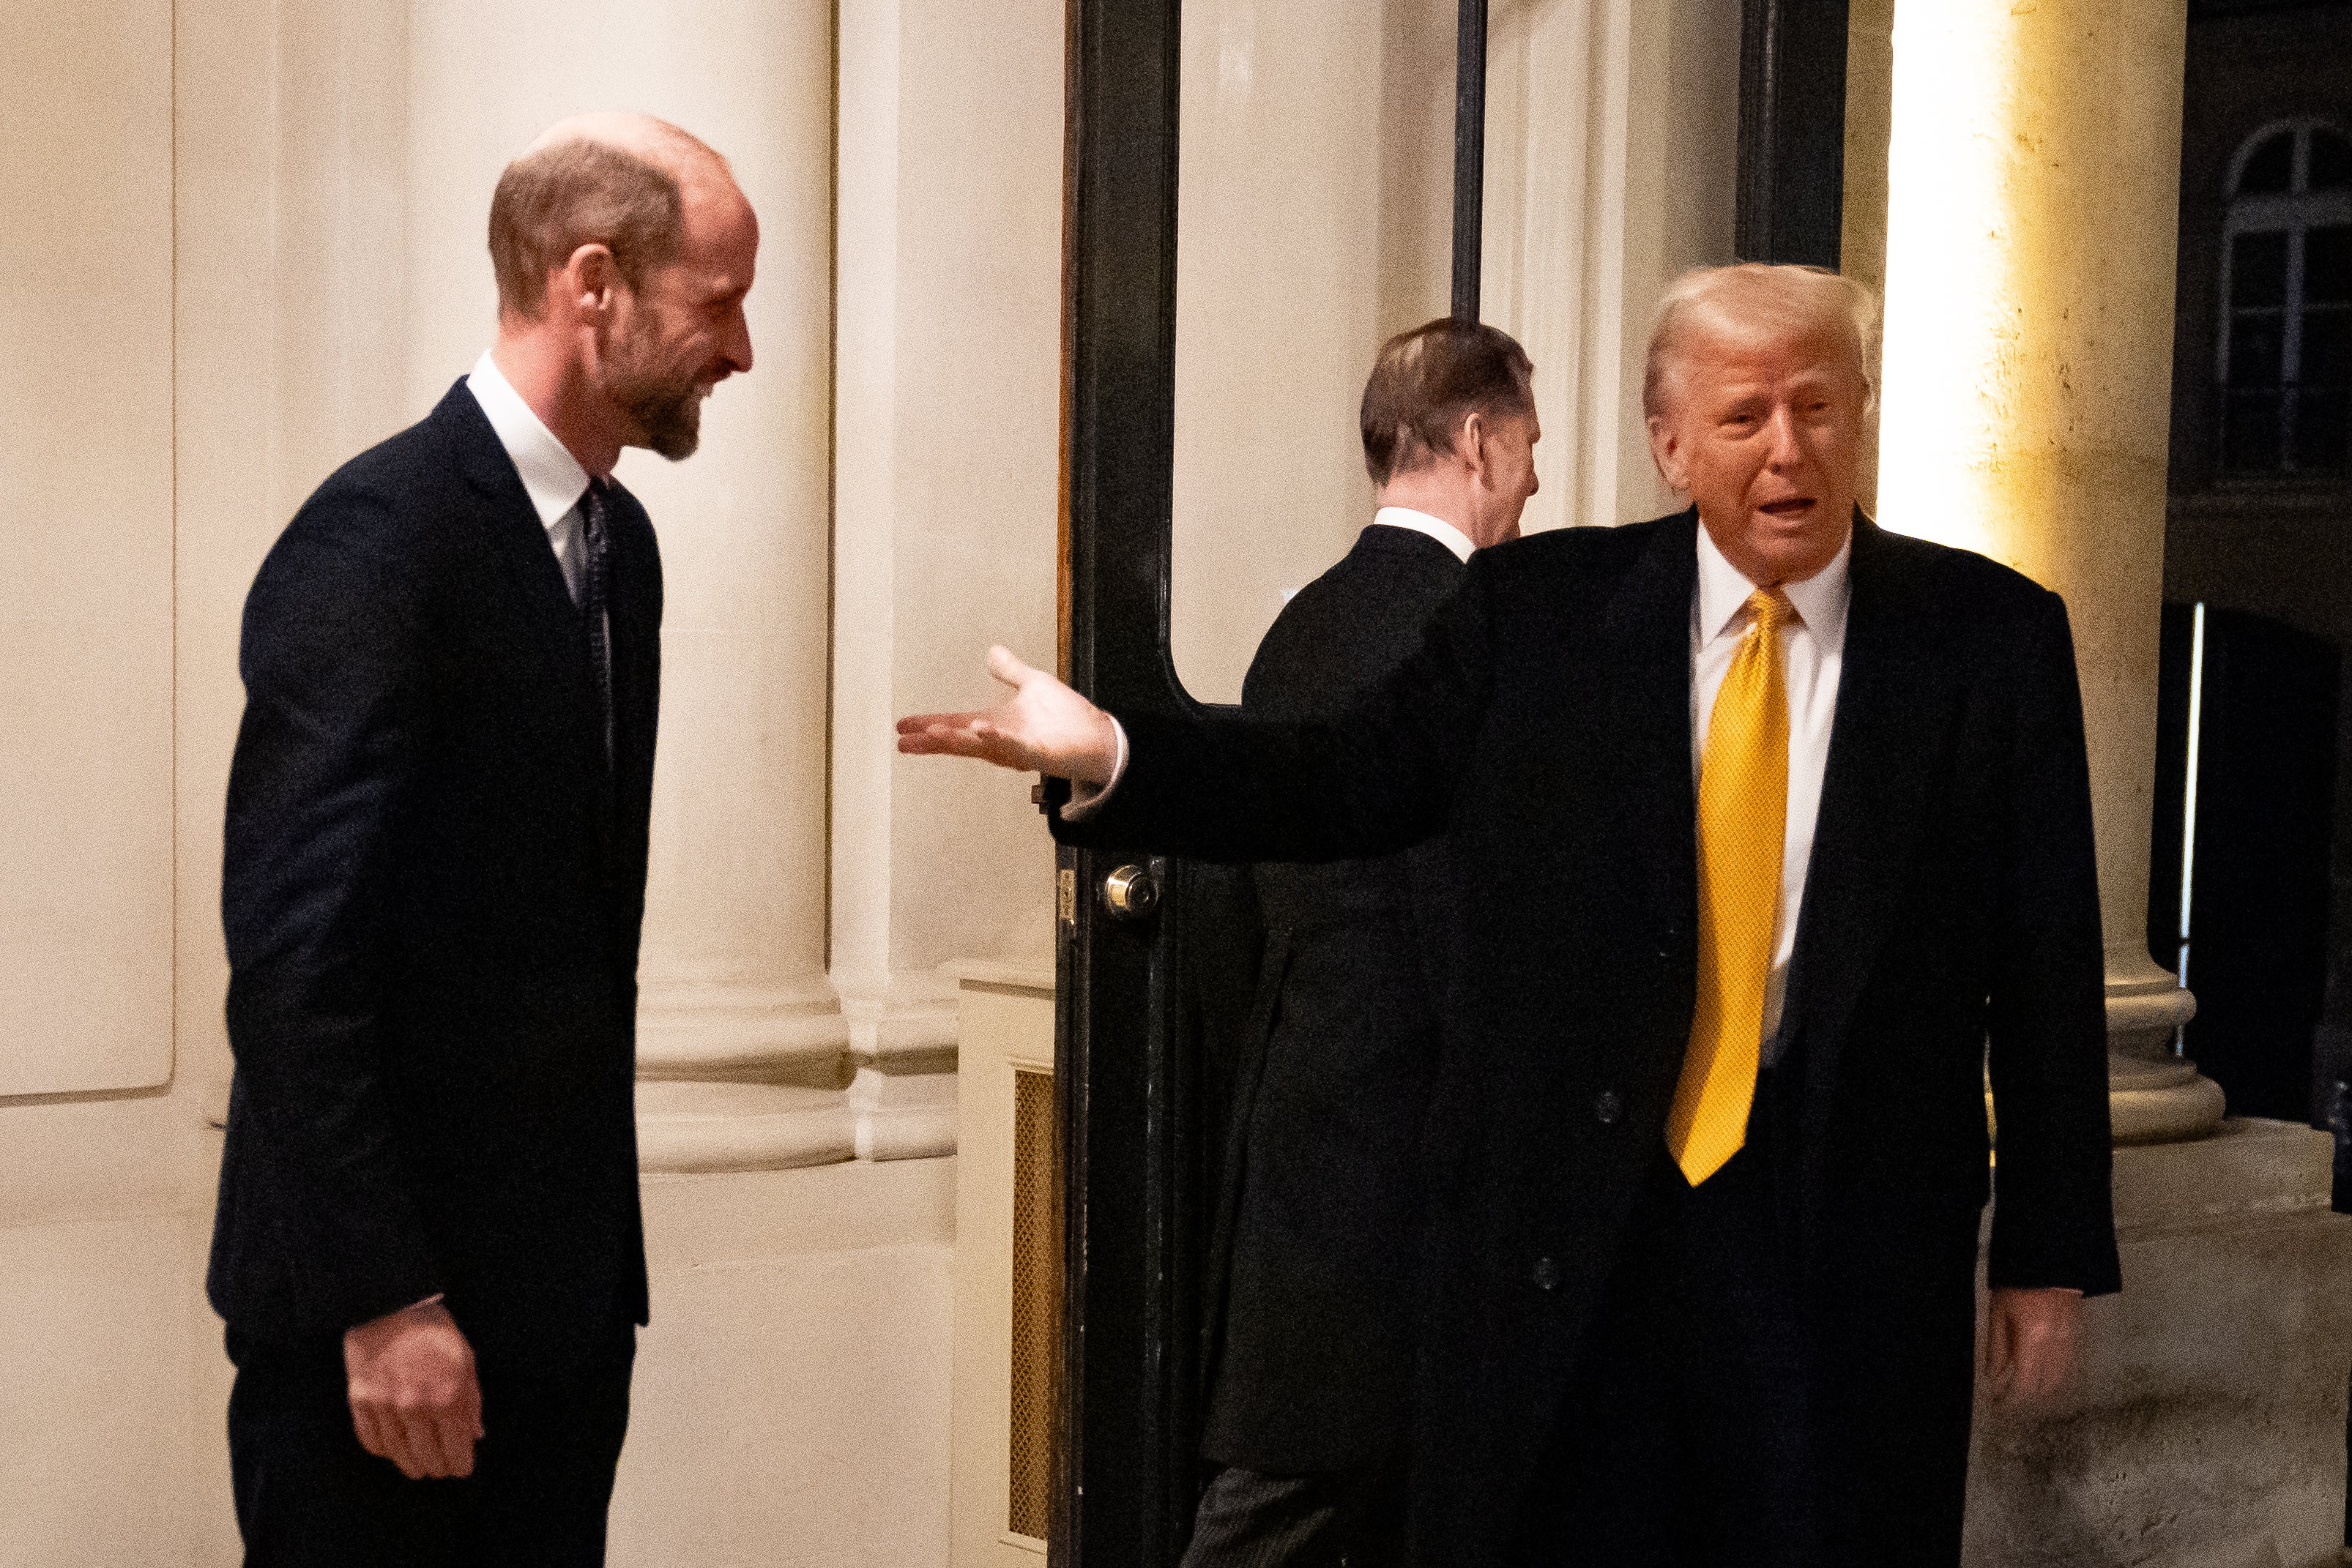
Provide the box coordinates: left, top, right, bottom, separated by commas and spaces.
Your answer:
2219, 121, 2352, 476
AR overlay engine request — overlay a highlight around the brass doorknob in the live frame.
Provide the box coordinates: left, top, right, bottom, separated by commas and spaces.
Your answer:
1101, 864, 1160, 921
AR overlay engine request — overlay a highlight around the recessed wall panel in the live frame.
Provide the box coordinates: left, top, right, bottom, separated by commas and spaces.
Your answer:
0, 1, 176, 1094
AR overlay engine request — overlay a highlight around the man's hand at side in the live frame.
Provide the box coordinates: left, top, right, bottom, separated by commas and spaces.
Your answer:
343, 1299, 483, 1479
1983, 1285, 2083, 1408
896, 646, 1120, 782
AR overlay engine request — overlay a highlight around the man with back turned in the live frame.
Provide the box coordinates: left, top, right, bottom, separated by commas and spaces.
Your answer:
211, 114, 757, 1565
901, 264, 2118, 1566
1183, 319, 1537, 1567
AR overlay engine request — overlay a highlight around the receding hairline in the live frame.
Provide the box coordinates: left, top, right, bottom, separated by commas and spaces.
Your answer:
524, 113, 735, 194
1642, 264, 1877, 422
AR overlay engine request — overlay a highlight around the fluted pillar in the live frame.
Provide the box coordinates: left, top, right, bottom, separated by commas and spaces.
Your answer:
1877, 0, 2222, 1141
400, 0, 853, 1171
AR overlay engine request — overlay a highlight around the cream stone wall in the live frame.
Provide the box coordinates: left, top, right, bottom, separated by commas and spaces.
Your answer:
833, 0, 1064, 1150
0, 0, 176, 1098
1166, 0, 1740, 705
1166, 0, 1456, 706
1481, 0, 1740, 539
1, 0, 1065, 1559
1, 0, 280, 1559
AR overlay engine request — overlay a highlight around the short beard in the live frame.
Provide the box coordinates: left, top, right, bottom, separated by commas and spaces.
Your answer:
622, 379, 701, 460
609, 324, 704, 461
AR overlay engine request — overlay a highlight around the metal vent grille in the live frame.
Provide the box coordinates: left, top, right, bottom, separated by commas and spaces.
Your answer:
1008, 1067, 1060, 1541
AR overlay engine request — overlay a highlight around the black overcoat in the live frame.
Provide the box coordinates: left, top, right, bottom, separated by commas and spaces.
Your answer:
1060, 509, 2119, 1565
1202, 523, 1465, 1473
209, 381, 661, 1369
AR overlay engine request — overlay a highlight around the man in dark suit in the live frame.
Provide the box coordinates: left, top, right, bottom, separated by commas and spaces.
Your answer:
212, 113, 758, 1566
1184, 321, 1535, 1568
901, 264, 2116, 1567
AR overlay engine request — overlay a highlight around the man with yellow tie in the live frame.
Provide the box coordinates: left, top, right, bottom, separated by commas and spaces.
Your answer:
898, 264, 2117, 1567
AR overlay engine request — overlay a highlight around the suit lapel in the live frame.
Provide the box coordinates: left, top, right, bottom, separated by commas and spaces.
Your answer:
601, 484, 662, 793
433, 381, 606, 768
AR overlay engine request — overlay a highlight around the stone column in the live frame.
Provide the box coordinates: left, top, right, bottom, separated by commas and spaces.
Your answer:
400, 0, 854, 1172
828, 0, 1063, 1163
1875, 0, 2222, 1142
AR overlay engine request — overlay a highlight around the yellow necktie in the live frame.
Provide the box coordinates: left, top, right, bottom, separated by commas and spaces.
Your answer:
1665, 589, 1790, 1186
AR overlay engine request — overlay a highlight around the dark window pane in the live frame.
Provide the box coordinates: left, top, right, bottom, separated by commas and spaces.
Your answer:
2301, 311, 2352, 386
2311, 128, 2352, 192
2233, 230, 2290, 308
2240, 130, 2294, 195
2230, 312, 2285, 386
2224, 389, 2284, 472
2292, 387, 2349, 471
2307, 226, 2352, 307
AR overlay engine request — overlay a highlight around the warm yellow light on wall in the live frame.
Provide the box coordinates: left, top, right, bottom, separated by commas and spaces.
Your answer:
1875, 0, 2026, 568
1874, 0, 2187, 603
1870, 0, 2195, 1049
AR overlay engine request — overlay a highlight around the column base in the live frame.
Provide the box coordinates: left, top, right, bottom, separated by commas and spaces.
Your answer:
837, 980, 961, 1162
635, 1080, 857, 1173
2107, 957, 2225, 1144
2110, 1053, 2230, 1146
636, 984, 849, 1079
852, 1064, 959, 1161
636, 982, 857, 1172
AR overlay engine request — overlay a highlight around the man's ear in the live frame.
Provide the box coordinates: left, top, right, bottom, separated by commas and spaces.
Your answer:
1459, 409, 1489, 483
562, 243, 619, 321
1647, 414, 1688, 493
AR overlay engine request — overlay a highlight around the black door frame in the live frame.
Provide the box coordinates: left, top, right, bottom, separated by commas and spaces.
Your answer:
1052, 3, 1849, 1561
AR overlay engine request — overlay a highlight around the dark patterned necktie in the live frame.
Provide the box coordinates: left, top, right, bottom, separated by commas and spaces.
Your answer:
581, 479, 614, 766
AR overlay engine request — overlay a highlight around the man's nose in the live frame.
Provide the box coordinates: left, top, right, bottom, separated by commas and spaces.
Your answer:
1763, 404, 1801, 468
722, 307, 754, 376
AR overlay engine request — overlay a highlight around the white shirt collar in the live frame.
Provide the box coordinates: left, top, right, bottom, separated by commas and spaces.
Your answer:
465, 350, 592, 530
1371, 506, 1476, 564
1694, 514, 1853, 645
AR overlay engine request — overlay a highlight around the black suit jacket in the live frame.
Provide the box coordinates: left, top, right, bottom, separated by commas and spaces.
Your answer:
1201, 524, 1465, 1473
1061, 509, 2118, 1561
209, 381, 661, 1367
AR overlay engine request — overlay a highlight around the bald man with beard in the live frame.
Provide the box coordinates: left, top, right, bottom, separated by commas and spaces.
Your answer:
210, 115, 758, 1566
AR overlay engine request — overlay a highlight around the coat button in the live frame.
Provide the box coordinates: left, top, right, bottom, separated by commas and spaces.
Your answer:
1530, 1255, 1560, 1293
1594, 1090, 1623, 1125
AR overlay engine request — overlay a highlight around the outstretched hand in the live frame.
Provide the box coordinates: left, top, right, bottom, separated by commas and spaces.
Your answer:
896, 646, 1121, 783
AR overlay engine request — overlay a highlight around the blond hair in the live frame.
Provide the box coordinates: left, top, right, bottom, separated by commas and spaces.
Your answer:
1642, 264, 1880, 420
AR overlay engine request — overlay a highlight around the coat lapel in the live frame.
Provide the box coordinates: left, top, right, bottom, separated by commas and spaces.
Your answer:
1782, 515, 1955, 1185
1601, 509, 1703, 943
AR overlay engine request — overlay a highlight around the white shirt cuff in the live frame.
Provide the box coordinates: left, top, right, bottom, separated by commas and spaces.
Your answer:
1059, 717, 1128, 821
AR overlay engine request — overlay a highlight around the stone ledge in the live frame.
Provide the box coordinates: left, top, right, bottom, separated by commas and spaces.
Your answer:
942, 957, 1056, 994
2112, 1116, 2333, 1237
635, 1081, 857, 1173
636, 988, 850, 1080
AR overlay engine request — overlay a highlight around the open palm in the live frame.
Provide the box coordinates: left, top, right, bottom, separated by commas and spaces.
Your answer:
896, 646, 1121, 783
